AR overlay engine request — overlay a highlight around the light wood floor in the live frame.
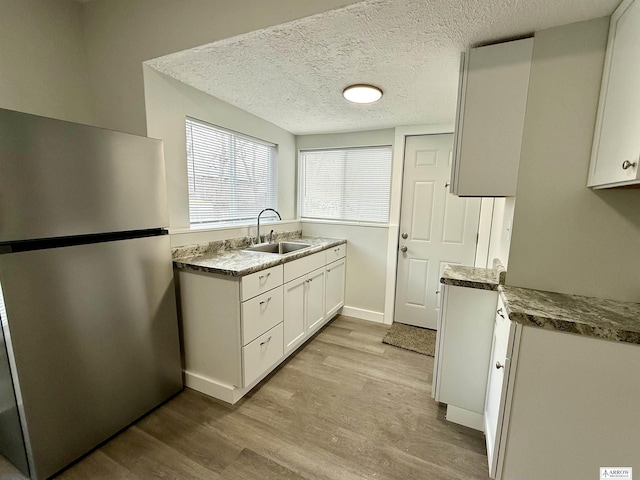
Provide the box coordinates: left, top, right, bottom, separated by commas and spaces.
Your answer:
1, 316, 490, 480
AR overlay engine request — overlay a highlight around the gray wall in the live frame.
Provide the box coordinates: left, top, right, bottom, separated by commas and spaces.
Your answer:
506, 17, 640, 302
81, 0, 364, 136
144, 67, 297, 238
0, 0, 94, 125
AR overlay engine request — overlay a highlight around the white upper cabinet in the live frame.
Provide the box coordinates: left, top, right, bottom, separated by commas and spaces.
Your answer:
451, 38, 534, 197
588, 0, 640, 189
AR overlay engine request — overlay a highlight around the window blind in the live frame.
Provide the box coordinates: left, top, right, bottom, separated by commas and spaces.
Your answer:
299, 146, 392, 223
185, 117, 278, 225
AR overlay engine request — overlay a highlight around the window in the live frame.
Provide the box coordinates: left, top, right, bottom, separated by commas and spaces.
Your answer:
185, 117, 278, 225
299, 146, 392, 223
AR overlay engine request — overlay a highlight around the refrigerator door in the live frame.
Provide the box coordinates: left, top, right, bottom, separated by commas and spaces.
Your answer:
0, 108, 169, 243
0, 234, 182, 479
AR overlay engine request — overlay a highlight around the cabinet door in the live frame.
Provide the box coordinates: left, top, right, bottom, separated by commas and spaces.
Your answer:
451, 38, 533, 196
325, 258, 346, 320
589, 0, 640, 188
306, 268, 326, 333
283, 278, 306, 354
484, 298, 514, 479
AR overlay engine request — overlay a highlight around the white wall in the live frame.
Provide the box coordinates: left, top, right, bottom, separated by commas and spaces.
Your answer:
303, 222, 389, 319
144, 67, 298, 244
487, 197, 516, 269
0, 0, 94, 124
81, 0, 363, 136
506, 17, 640, 302
297, 129, 395, 321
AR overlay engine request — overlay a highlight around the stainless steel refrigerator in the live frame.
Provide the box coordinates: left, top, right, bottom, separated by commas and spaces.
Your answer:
0, 108, 183, 479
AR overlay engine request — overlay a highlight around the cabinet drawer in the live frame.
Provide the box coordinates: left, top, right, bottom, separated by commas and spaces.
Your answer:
241, 286, 283, 345
241, 265, 283, 301
243, 323, 283, 387
325, 243, 346, 264
283, 251, 325, 283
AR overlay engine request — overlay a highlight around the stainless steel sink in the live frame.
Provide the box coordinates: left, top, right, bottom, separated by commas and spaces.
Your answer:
245, 241, 312, 255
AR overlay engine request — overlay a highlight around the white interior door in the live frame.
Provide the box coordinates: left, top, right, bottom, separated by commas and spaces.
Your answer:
394, 134, 481, 329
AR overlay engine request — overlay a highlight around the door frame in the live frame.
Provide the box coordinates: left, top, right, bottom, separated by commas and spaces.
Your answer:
383, 125, 494, 325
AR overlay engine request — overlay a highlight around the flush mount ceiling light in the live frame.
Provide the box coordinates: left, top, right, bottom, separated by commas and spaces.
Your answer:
342, 84, 383, 104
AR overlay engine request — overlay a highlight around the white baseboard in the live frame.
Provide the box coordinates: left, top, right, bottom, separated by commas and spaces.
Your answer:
445, 405, 484, 432
341, 306, 385, 324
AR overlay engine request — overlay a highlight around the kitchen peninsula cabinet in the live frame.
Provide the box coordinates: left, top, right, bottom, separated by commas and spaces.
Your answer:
588, 0, 640, 189
451, 38, 533, 197
176, 239, 346, 404
432, 263, 503, 431
486, 287, 640, 480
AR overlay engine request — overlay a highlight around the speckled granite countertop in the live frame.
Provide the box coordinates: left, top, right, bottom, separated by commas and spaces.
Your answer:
440, 258, 506, 291
173, 233, 346, 277
500, 285, 640, 345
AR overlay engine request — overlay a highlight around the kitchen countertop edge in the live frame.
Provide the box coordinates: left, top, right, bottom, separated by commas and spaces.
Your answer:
499, 285, 640, 346
173, 237, 346, 277
440, 260, 505, 291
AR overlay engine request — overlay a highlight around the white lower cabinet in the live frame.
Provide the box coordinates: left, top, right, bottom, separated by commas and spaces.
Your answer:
485, 298, 640, 480
284, 266, 326, 354
432, 284, 497, 430
324, 257, 346, 319
484, 296, 516, 478
178, 243, 346, 404
242, 323, 283, 386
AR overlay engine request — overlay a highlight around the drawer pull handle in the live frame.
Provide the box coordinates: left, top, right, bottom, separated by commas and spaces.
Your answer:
259, 297, 272, 305
497, 308, 505, 319
496, 361, 505, 370
334, 248, 340, 252
622, 160, 637, 170
260, 336, 272, 346
259, 272, 271, 280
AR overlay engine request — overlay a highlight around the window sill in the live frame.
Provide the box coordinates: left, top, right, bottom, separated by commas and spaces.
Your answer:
169, 219, 300, 235
300, 218, 390, 229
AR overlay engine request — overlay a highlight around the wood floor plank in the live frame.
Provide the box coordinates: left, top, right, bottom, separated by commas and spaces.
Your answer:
219, 448, 306, 480
135, 405, 243, 474
15, 314, 491, 480
100, 427, 220, 480
56, 450, 143, 480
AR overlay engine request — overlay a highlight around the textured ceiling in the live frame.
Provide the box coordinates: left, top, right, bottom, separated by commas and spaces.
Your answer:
146, 0, 619, 135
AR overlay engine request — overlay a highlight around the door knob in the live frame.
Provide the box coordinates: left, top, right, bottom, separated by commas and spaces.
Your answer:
401, 232, 408, 239
400, 246, 407, 253
496, 361, 505, 369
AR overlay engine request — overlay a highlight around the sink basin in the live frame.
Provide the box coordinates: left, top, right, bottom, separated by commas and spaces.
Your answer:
245, 241, 312, 255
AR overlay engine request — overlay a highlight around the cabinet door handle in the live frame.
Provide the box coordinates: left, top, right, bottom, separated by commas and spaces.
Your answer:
259, 272, 271, 280
260, 336, 272, 346
622, 160, 637, 170
259, 297, 272, 305
497, 307, 505, 318
496, 361, 505, 369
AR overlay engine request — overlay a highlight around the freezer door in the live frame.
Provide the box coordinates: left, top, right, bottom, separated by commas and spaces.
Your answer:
0, 108, 169, 242
0, 235, 182, 479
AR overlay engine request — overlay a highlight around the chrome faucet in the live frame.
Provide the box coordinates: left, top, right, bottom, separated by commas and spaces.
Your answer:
256, 208, 281, 244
